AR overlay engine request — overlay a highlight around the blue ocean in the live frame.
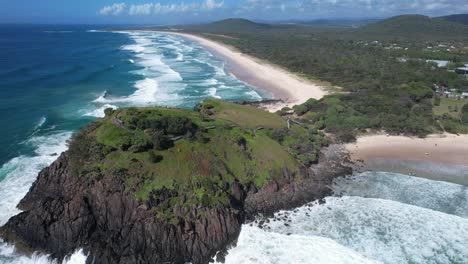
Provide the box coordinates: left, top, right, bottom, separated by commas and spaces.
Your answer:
0, 25, 267, 263
0, 25, 467, 264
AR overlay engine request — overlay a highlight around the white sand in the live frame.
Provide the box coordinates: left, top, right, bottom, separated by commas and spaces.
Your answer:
161, 32, 327, 112
346, 133, 468, 166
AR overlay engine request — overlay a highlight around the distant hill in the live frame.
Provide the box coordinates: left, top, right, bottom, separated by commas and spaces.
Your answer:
277, 18, 380, 28
185, 18, 274, 32
360, 15, 468, 38
437, 14, 468, 25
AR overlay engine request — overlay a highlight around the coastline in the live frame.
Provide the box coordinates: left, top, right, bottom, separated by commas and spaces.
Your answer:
151, 31, 328, 112
346, 133, 468, 185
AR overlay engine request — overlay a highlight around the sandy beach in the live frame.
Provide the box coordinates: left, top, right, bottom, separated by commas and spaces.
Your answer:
346, 133, 468, 185
158, 32, 327, 112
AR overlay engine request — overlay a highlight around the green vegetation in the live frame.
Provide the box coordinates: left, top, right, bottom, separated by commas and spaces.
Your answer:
438, 14, 468, 26
433, 98, 467, 118
360, 15, 468, 38
67, 99, 328, 220
156, 16, 468, 141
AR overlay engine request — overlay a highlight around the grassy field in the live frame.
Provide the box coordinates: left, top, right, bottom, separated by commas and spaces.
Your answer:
433, 97, 467, 118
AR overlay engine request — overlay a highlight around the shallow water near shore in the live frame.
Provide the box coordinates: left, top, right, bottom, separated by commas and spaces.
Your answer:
0, 25, 467, 264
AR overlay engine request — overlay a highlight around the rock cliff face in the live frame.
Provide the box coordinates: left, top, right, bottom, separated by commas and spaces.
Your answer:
1, 146, 350, 264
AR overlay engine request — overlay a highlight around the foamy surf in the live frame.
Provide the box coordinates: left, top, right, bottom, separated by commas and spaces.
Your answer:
220, 173, 468, 264
212, 225, 380, 264
0, 131, 85, 264
33, 116, 47, 131
332, 171, 468, 218
83, 104, 118, 118
103, 31, 268, 109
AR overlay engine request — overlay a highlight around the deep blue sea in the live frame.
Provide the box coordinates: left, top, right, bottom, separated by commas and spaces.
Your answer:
0, 25, 467, 264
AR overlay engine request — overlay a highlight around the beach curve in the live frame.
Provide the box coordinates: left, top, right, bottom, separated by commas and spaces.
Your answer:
156, 31, 328, 112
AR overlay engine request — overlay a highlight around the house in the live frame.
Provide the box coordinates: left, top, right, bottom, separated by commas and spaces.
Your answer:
426, 60, 449, 68
455, 67, 468, 75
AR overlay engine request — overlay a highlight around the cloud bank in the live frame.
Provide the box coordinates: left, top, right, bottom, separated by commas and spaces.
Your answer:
98, 0, 468, 19
100, 0, 224, 16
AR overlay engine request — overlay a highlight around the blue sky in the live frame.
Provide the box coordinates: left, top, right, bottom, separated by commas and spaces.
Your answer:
1, 0, 467, 24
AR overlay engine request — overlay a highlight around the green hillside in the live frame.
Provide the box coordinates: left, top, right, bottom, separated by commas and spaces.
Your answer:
360, 15, 468, 37
438, 14, 468, 25
68, 99, 329, 218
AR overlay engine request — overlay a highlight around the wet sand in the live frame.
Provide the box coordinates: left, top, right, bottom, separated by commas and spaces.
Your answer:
346, 134, 468, 185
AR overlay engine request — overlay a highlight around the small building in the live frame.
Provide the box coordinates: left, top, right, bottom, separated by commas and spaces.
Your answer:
426, 60, 449, 68
455, 67, 468, 75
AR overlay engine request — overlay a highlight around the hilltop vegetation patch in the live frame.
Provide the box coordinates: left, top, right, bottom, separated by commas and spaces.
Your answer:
66, 99, 329, 220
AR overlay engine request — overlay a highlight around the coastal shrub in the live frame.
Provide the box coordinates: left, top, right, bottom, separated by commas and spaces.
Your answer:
462, 104, 468, 124
270, 128, 288, 143
293, 104, 308, 116
68, 122, 107, 176
148, 151, 163, 163
104, 108, 115, 117
130, 133, 152, 153
277, 107, 293, 116
146, 129, 172, 150
163, 116, 196, 135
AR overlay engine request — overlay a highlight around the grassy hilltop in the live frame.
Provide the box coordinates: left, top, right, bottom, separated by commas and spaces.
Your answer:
68, 99, 328, 220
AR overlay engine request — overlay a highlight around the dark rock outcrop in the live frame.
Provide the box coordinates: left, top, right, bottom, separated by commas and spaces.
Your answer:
1, 146, 350, 264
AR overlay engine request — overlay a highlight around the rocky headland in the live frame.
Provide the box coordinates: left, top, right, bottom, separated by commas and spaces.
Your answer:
0, 99, 350, 264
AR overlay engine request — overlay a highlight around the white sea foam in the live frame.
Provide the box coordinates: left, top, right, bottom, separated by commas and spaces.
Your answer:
0, 131, 87, 264
0, 131, 71, 225
332, 171, 468, 218
212, 225, 379, 264
121, 44, 145, 53
83, 104, 118, 118
261, 196, 468, 264
33, 117, 47, 130
0, 241, 87, 264
245, 90, 262, 100
206, 88, 221, 99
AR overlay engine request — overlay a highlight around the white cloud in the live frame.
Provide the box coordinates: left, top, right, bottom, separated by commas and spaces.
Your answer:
129, 3, 154, 15
204, 0, 224, 10
100, 1, 224, 16
99, 3, 127, 16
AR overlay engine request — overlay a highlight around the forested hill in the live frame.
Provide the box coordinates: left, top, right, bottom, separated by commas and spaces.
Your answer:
437, 14, 468, 25
183, 18, 282, 33
359, 15, 468, 38
203, 18, 272, 31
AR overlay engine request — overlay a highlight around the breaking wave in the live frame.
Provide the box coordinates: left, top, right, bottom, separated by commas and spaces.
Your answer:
0, 131, 90, 263
219, 172, 468, 264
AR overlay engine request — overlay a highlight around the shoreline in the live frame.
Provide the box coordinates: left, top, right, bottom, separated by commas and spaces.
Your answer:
149, 31, 328, 112
346, 133, 468, 185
